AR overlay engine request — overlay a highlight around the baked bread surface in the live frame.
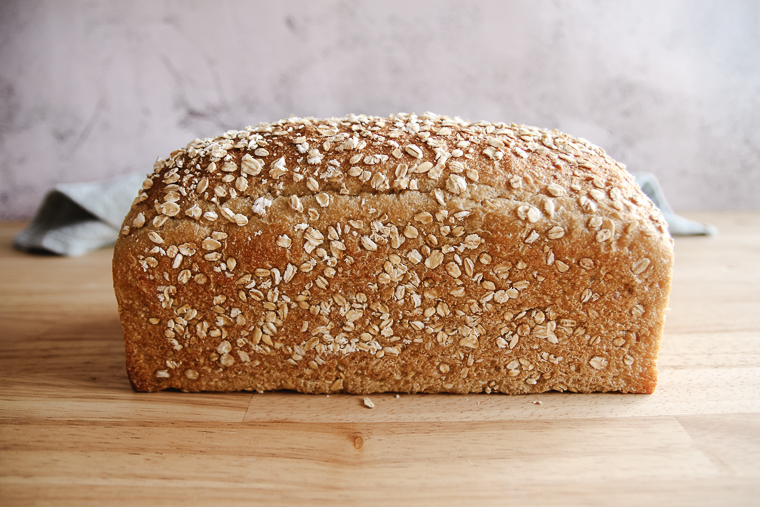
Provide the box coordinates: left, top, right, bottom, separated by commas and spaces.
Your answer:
114, 113, 673, 394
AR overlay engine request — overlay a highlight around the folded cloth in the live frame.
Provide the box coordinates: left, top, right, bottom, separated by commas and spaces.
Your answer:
632, 173, 717, 236
13, 173, 144, 256
13, 171, 714, 256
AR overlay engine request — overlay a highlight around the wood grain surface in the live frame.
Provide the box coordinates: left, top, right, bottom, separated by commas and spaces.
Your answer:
1, 212, 759, 506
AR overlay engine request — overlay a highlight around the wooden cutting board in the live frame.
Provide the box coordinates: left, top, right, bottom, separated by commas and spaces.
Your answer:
1, 212, 759, 506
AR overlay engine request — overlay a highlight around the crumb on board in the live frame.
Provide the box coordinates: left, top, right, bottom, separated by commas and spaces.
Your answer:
364, 397, 375, 409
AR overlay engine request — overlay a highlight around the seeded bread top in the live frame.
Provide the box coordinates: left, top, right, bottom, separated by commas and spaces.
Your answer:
123, 112, 667, 240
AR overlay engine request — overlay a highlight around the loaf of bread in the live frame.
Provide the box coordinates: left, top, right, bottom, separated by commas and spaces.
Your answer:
113, 112, 673, 394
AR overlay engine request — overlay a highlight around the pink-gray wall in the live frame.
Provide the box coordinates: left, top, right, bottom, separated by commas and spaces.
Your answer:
1, 0, 758, 218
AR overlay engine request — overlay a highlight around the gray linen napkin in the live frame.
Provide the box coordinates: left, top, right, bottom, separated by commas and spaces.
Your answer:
633, 173, 716, 236
13, 171, 713, 257
13, 173, 144, 256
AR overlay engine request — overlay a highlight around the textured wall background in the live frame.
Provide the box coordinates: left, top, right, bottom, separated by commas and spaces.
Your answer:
1, 0, 758, 219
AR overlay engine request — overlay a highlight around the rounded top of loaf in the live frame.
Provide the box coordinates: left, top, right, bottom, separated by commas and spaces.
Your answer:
121, 112, 669, 239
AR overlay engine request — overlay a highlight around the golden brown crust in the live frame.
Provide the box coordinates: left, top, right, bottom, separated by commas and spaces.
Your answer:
113, 113, 673, 394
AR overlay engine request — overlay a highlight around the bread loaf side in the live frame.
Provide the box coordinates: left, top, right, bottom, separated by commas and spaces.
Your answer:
113, 113, 673, 394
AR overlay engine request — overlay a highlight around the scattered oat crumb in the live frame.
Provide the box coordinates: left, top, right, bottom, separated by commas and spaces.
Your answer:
395, 394, 400, 399
364, 397, 375, 409
326, 395, 329, 398
533, 400, 543, 405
